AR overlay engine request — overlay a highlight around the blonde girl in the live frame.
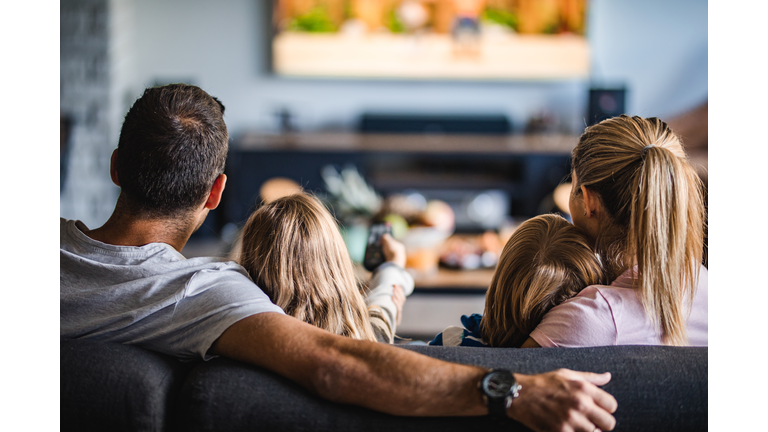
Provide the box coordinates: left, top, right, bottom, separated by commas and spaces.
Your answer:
237, 192, 413, 343
526, 115, 708, 348
429, 214, 603, 347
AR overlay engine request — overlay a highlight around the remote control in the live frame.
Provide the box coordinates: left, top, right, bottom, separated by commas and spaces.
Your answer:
363, 223, 392, 272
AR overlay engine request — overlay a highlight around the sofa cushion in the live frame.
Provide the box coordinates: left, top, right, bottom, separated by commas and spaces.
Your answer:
60, 338, 192, 432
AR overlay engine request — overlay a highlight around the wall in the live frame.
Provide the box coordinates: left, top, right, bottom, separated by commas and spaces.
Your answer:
588, 0, 708, 118
126, 0, 707, 135
60, 0, 120, 228
60, 0, 708, 226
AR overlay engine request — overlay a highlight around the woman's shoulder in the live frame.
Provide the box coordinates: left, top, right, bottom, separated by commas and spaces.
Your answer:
558, 285, 618, 314
529, 286, 618, 347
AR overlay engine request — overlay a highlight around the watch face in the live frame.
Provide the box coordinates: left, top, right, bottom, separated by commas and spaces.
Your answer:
482, 371, 514, 398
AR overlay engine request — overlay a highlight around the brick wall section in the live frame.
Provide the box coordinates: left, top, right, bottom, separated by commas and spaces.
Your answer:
60, 0, 119, 228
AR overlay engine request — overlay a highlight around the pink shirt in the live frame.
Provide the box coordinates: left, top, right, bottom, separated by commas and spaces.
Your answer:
530, 265, 708, 347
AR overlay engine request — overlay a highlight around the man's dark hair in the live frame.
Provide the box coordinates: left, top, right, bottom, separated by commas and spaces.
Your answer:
116, 84, 228, 217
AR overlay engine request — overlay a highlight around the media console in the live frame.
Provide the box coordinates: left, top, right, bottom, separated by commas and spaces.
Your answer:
219, 132, 577, 232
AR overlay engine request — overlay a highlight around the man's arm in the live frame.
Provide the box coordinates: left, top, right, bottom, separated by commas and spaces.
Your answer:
210, 312, 617, 431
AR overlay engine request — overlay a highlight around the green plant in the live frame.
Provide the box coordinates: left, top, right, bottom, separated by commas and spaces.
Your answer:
288, 7, 337, 33
481, 8, 518, 30
386, 8, 405, 33
321, 165, 382, 223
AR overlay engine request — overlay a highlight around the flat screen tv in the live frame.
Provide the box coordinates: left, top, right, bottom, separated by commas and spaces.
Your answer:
270, 0, 590, 81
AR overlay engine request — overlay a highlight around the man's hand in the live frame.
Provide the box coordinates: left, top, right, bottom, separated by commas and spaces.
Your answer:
508, 369, 617, 432
381, 233, 406, 268
391, 284, 406, 326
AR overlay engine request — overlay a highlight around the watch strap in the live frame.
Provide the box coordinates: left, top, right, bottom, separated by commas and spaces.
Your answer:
487, 393, 508, 417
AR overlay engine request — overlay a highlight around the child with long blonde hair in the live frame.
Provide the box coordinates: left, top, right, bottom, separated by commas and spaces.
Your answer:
430, 214, 604, 347
237, 192, 413, 343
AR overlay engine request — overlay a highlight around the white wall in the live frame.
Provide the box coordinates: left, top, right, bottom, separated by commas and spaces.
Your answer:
123, 0, 707, 137
588, 0, 708, 118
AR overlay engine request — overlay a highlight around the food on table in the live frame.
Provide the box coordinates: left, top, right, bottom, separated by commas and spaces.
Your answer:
439, 231, 504, 270
373, 194, 456, 278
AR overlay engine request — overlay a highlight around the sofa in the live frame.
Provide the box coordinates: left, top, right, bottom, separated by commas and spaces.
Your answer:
60, 338, 707, 432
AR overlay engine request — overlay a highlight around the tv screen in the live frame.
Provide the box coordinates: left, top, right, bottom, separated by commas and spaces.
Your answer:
271, 0, 590, 80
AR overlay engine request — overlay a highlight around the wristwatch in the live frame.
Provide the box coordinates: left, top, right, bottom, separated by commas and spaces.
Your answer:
479, 369, 522, 418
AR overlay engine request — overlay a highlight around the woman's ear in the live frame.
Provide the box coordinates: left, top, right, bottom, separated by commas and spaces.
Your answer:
580, 185, 602, 218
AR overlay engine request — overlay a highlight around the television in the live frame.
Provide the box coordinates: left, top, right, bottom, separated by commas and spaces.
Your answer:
270, 0, 590, 81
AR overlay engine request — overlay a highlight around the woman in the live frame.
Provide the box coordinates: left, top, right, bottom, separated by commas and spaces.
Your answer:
429, 214, 605, 348
237, 192, 413, 343
525, 115, 708, 347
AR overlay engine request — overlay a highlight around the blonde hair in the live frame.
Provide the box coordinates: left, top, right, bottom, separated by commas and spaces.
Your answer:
481, 214, 604, 347
237, 192, 392, 342
572, 115, 706, 346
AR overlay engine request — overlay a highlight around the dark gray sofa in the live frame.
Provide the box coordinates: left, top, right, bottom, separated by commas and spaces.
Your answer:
61, 338, 707, 431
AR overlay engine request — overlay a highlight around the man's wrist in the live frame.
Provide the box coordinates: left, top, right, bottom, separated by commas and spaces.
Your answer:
505, 373, 527, 420
479, 369, 522, 418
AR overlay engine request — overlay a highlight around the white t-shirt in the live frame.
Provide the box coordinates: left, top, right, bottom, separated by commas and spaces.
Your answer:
60, 218, 285, 361
530, 265, 708, 347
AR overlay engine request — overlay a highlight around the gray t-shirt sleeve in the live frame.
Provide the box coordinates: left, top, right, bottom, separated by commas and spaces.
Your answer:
152, 265, 285, 361
60, 218, 285, 361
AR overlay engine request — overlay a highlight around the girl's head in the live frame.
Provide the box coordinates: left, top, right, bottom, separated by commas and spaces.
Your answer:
481, 214, 603, 348
569, 115, 705, 345
238, 192, 384, 342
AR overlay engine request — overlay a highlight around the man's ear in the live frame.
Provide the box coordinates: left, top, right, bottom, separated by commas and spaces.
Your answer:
580, 184, 602, 218
110, 149, 120, 186
204, 174, 227, 210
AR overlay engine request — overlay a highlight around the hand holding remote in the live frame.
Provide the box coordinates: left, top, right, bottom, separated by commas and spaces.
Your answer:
380, 233, 406, 269
363, 224, 393, 271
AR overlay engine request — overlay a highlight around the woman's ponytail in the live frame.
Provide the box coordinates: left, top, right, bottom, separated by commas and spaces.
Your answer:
573, 115, 706, 346
630, 145, 703, 345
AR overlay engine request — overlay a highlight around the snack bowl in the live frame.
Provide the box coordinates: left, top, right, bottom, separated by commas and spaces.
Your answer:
400, 227, 453, 280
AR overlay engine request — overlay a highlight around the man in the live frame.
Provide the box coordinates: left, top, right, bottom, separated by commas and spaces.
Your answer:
61, 84, 617, 432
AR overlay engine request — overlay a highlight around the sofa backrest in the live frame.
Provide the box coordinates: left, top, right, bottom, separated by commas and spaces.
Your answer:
61, 339, 707, 432
402, 344, 708, 431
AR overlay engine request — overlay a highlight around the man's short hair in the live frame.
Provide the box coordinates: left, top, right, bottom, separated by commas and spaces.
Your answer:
116, 84, 228, 217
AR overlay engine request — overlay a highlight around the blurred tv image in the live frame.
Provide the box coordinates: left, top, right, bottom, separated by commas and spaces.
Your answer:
272, 0, 590, 80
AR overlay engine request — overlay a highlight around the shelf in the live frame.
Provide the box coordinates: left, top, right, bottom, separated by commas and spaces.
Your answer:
274, 33, 589, 81
237, 132, 578, 155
